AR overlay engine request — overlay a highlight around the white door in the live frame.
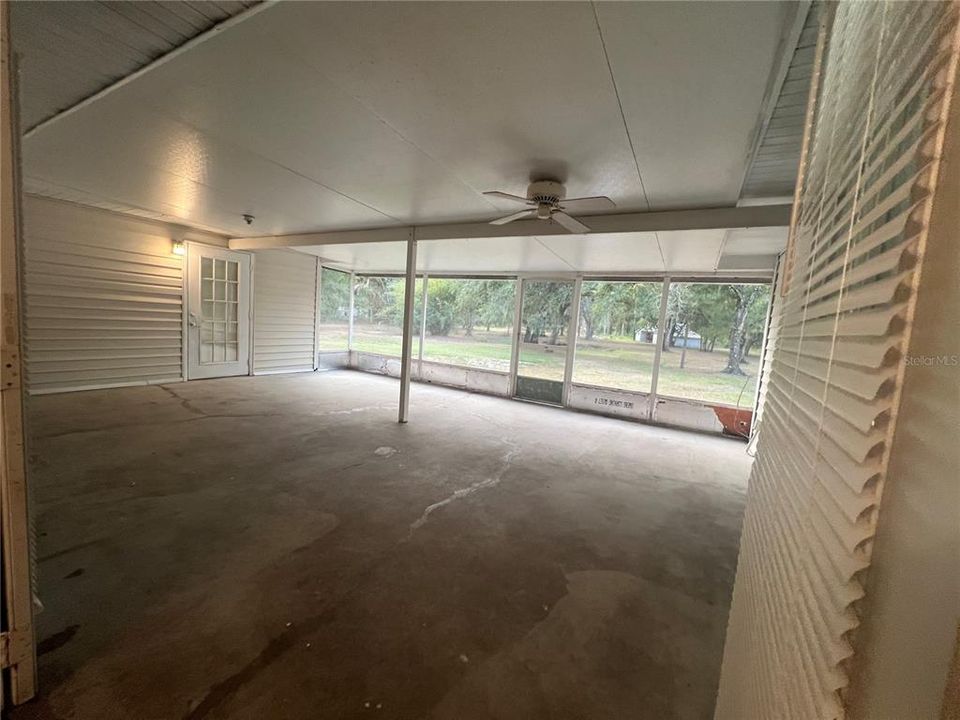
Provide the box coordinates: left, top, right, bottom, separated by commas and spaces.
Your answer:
186, 245, 251, 379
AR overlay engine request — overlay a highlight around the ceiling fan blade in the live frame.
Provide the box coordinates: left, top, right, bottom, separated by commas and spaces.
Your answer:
552, 211, 591, 234
490, 209, 536, 225
483, 191, 531, 205
560, 196, 616, 213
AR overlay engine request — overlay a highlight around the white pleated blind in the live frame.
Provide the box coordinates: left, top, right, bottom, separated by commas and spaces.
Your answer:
716, 3, 960, 719
252, 250, 318, 374
751, 255, 784, 433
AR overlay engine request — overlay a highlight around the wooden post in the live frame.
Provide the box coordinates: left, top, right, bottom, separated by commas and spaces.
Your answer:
398, 237, 417, 423
1, 1, 37, 704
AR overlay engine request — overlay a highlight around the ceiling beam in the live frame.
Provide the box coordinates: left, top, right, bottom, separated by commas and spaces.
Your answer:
228, 204, 792, 250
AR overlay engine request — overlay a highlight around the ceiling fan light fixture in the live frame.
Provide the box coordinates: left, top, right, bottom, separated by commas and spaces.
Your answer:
483, 178, 615, 234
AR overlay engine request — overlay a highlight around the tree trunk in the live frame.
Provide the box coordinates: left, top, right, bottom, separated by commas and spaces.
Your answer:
679, 325, 689, 369
661, 318, 674, 351
723, 297, 749, 375
669, 323, 681, 348
584, 313, 594, 340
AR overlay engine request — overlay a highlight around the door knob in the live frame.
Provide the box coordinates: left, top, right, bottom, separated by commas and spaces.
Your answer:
188, 313, 199, 328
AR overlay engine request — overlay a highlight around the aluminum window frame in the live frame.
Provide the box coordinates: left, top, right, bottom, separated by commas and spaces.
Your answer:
323, 263, 775, 429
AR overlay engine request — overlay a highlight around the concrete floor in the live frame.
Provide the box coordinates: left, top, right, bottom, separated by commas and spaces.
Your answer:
13, 371, 751, 720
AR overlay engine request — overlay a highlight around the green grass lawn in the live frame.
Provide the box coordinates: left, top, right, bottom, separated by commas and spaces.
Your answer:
321, 325, 760, 408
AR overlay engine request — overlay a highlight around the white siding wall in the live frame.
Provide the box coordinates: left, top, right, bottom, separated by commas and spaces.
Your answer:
252, 250, 318, 374
22, 196, 226, 394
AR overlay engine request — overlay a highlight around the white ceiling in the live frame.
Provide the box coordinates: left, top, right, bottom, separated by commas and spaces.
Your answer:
10, 0, 260, 130
294, 226, 788, 276
20, 1, 792, 238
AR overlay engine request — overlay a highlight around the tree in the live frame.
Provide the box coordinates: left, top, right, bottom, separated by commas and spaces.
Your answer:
740, 291, 769, 361
478, 281, 515, 331
521, 282, 572, 344
452, 280, 514, 336
722, 285, 766, 375
664, 284, 692, 351
425, 279, 457, 336
319, 268, 351, 323
357, 276, 404, 325
579, 293, 597, 339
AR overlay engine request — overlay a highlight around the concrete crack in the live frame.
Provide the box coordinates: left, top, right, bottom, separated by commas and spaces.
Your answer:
158, 385, 207, 417
35, 413, 283, 440
314, 405, 392, 416
408, 438, 520, 536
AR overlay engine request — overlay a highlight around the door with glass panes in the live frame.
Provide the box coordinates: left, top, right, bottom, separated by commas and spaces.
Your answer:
513, 279, 575, 405
186, 245, 250, 379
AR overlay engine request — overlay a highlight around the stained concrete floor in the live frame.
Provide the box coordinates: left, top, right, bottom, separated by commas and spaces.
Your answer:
12, 371, 751, 720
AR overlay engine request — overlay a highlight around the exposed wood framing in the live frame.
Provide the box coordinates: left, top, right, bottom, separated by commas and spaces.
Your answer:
0, 1, 37, 704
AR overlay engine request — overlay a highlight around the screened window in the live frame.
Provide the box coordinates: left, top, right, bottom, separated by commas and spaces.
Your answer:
655, 282, 770, 407
352, 276, 408, 357
318, 267, 350, 351
421, 278, 515, 372
573, 281, 662, 393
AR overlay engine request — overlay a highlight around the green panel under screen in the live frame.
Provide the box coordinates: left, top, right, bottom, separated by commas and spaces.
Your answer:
515, 376, 564, 405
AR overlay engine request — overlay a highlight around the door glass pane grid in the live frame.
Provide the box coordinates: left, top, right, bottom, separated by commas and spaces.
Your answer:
200, 257, 240, 364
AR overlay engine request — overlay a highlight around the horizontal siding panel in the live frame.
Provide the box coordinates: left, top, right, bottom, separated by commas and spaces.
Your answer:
20, 197, 220, 393
253, 250, 317, 374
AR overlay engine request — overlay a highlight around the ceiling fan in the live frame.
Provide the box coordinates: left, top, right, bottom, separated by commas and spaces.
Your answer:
483, 180, 615, 233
